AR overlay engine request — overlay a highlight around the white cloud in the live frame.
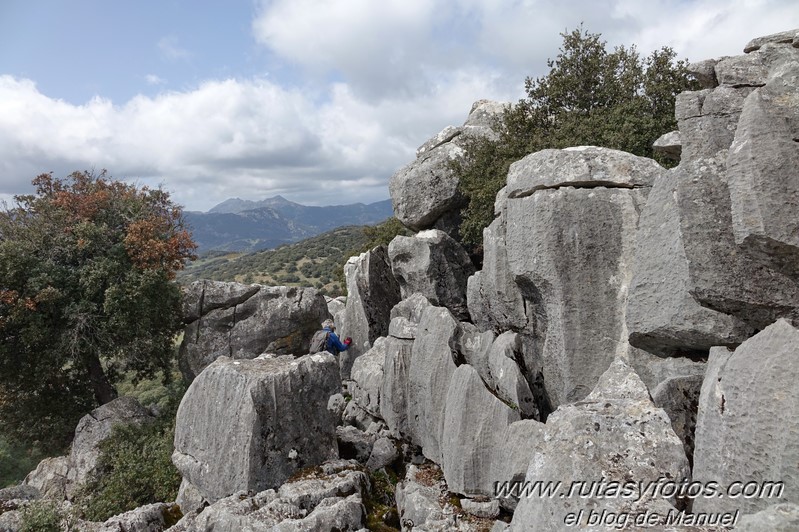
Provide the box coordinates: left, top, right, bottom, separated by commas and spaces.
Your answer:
158, 36, 190, 61
145, 74, 166, 85
0, 72, 504, 210
3, 1, 798, 212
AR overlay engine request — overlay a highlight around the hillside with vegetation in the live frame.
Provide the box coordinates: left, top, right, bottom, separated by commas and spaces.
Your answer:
178, 218, 409, 296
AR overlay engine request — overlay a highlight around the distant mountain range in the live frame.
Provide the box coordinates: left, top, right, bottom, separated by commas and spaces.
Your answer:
184, 195, 393, 254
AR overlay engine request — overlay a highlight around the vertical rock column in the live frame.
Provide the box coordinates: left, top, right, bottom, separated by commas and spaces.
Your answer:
503, 146, 660, 407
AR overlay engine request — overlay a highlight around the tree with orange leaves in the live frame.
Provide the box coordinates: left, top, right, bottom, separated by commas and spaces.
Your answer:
0, 171, 196, 452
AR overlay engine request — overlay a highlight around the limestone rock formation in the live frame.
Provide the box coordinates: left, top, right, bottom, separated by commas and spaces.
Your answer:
693, 320, 799, 514
23, 456, 70, 501
441, 365, 520, 497
407, 306, 459, 463
504, 147, 658, 407
390, 100, 507, 233
389, 230, 475, 321
627, 167, 753, 355
669, 37, 799, 328
66, 397, 154, 500
510, 360, 689, 531
172, 354, 339, 508
349, 336, 387, 418
171, 461, 368, 531
179, 281, 330, 380
340, 246, 401, 381
737, 503, 799, 531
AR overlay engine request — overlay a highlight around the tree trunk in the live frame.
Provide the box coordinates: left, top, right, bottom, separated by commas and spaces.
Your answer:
86, 354, 118, 404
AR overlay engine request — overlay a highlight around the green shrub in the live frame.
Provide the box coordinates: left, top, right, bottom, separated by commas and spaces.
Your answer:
20, 501, 63, 532
74, 384, 185, 522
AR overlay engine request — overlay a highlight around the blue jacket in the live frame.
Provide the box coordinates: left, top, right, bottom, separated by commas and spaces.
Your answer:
324, 327, 349, 355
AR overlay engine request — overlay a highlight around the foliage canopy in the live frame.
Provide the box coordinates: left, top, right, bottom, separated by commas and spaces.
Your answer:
455, 26, 699, 246
0, 171, 196, 452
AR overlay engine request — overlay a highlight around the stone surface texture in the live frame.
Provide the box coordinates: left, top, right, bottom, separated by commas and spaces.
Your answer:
510, 360, 689, 531
172, 354, 339, 506
693, 320, 799, 514
179, 281, 331, 380
389, 230, 475, 321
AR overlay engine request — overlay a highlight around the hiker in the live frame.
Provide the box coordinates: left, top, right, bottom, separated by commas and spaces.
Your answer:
310, 319, 352, 356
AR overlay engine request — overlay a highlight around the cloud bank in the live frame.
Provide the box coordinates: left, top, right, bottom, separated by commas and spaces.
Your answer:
1, 0, 796, 210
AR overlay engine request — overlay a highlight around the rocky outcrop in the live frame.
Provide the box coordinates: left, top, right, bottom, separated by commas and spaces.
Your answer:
349, 337, 387, 418
76, 503, 175, 532
503, 146, 659, 407
626, 167, 753, 356
172, 354, 339, 509
340, 246, 401, 381
726, 44, 799, 279
467, 216, 527, 333
737, 503, 799, 531
510, 360, 689, 531
171, 460, 369, 531
669, 39, 799, 328
179, 281, 330, 380
407, 306, 459, 463
390, 100, 507, 233
693, 320, 799, 514
441, 365, 520, 497
389, 230, 475, 321
66, 397, 154, 500
23, 456, 70, 501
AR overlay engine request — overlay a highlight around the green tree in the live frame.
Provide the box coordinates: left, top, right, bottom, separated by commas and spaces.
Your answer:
0, 171, 196, 452
454, 26, 698, 247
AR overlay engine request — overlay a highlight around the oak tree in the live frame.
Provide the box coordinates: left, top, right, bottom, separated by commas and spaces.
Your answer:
454, 26, 699, 247
0, 171, 196, 452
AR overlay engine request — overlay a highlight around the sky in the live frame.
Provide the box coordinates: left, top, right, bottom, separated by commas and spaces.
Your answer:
0, 1, 797, 212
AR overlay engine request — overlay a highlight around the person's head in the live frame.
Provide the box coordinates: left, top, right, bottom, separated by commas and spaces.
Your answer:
322, 319, 335, 330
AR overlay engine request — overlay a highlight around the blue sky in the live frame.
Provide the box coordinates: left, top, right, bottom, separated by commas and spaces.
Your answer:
1, 0, 797, 211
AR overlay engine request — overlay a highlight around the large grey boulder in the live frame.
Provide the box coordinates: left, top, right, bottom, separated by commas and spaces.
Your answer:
77, 503, 174, 532
66, 396, 154, 499
675, 86, 753, 162
171, 461, 368, 532
744, 28, 799, 52
390, 100, 506, 232
441, 365, 520, 497
407, 306, 459, 463
380, 335, 416, 439
389, 230, 475, 321
23, 456, 70, 501
627, 167, 753, 355
340, 246, 401, 380
172, 354, 339, 507
505, 146, 661, 194
510, 359, 690, 531
673, 153, 799, 328
467, 217, 527, 333
693, 320, 799, 514
726, 46, 799, 279
504, 147, 657, 407
349, 336, 387, 418
737, 503, 799, 531
179, 282, 330, 380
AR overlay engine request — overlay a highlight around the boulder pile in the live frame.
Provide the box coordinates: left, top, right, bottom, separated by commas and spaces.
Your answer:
4, 28, 798, 532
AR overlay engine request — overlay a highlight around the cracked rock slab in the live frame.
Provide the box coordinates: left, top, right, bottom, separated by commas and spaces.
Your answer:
173, 354, 339, 506
693, 320, 799, 515
179, 282, 330, 381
